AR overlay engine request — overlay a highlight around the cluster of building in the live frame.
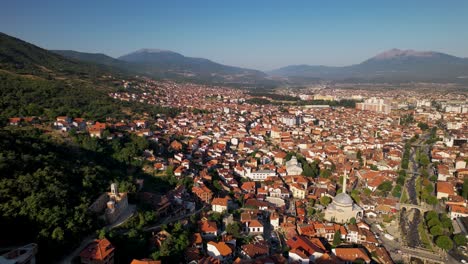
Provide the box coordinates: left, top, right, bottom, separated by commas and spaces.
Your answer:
5, 78, 467, 263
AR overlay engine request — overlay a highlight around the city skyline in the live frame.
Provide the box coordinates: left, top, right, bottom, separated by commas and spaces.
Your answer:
2, 0, 468, 70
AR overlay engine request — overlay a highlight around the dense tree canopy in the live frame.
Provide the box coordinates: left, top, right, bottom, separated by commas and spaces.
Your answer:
0, 127, 171, 261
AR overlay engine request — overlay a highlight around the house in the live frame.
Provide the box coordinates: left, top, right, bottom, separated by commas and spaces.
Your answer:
130, 259, 161, 264
345, 224, 359, 243
206, 241, 233, 263
333, 248, 371, 264
286, 236, 325, 264
8, 117, 22, 126
274, 151, 287, 164
437, 164, 452, 181
191, 233, 203, 249
290, 183, 307, 199
246, 169, 276, 181
212, 197, 229, 213
270, 212, 280, 230
241, 182, 256, 193
436, 181, 455, 200
199, 220, 218, 238
245, 220, 264, 235
240, 242, 269, 259
80, 238, 115, 264
192, 185, 213, 204
449, 205, 468, 220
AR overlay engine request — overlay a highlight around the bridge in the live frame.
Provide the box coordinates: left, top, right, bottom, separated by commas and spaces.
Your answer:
398, 203, 432, 213
401, 246, 447, 264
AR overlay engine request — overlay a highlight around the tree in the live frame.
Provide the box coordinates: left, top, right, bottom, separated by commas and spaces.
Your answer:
462, 179, 468, 199
435, 235, 453, 251
419, 154, 430, 168
302, 163, 315, 177
392, 185, 402, 198
425, 211, 438, 222
226, 222, 241, 237
453, 234, 467, 246
209, 212, 223, 223
426, 195, 438, 205
363, 188, 372, 196
427, 218, 441, 228
377, 181, 393, 193
417, 122, 429, 131
333, 230, 342, 246
51, 227, 65, 241
429, 225, 443, 236
320, 196, 332, 206
320, 169, 332, 178
356, 150, 363, 167
424, 184, 434, 194
369, 164, 379, 171
351, 190, 361, 203
349, 217, 357, 224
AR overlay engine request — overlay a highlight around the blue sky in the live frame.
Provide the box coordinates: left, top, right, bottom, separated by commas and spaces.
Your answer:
2, 0, 468, 70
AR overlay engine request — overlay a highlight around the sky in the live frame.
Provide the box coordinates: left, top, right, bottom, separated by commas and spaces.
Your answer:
2, 0, 468, 70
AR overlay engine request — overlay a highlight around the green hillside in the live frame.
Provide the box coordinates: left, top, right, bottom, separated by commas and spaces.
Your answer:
0, 32, 178, 121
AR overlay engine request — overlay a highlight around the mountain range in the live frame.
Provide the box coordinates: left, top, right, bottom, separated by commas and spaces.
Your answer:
2, 31, 468, 85
269, 49, 468, 83
52, 48, 274, 87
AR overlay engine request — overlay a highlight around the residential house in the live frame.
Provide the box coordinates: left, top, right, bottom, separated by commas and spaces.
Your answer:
206, 241, 233, 263
80, 238, 115, 264
212, 197, 229, 213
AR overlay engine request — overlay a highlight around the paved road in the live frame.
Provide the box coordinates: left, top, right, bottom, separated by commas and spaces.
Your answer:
59, 205, 137, 264
144, 205, 207, 232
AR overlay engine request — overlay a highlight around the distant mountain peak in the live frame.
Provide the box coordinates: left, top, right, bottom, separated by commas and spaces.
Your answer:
132, 48, 176, 54
372, 48, 438, 60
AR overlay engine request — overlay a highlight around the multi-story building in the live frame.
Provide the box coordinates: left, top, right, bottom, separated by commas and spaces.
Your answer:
356, 98, 391, 114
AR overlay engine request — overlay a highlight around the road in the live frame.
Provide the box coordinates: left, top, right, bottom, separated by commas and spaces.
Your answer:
144, 205, 207, 232
60, 205, 206, 263
59, 205, 136, 264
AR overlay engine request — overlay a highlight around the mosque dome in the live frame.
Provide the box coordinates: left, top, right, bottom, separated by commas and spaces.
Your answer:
333, 193, 353, 206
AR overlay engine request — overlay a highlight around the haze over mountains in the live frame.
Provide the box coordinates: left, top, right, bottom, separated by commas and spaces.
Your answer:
54, 45, 468, 84
1, 31, 468, 85
269, 49, 468, 83
53, 47, 273, 87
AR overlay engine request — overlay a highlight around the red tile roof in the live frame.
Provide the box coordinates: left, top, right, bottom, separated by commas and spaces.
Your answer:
79, 238, 114, 261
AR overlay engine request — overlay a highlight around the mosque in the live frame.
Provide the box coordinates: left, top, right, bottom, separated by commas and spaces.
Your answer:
324, 170, 363, 223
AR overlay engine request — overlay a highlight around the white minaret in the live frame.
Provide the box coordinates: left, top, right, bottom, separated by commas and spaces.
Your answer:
111, 183, 118, 196
342, 169, 347, 194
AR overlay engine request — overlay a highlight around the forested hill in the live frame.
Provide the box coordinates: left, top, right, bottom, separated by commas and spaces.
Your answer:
0, 126, 173, 262
0, 32, 124, 79
0, 32, 179, 262
0, 32, 178, 121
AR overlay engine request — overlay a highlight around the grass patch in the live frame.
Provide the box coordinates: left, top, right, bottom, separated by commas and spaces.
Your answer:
401, 189, 409, 204
418, 221, 433, 251
415, 177, 422, 203
383, 214, 395, 223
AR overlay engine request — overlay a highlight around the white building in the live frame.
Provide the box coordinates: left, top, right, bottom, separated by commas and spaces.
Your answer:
246, 169, 276, 181
356, 97, 391, 114
286, 156, 303, 175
